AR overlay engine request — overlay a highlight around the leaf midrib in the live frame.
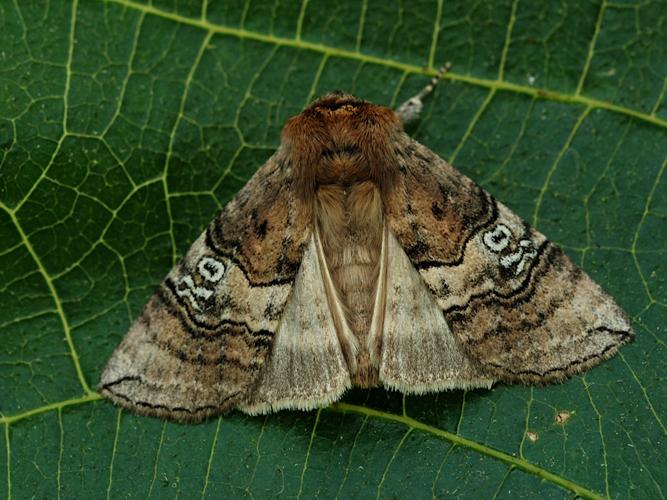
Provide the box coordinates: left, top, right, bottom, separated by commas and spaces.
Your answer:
108, 0, 667, 131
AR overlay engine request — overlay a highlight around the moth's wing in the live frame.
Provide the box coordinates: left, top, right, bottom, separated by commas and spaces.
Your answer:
378, 228, 496, 392
239, 230, 352, 414
384, 137, 634, 385
99, 152, 312, 421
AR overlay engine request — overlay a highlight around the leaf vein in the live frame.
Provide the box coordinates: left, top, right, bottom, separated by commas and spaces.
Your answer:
330, 402, 605, 500
105, 0, 667, 131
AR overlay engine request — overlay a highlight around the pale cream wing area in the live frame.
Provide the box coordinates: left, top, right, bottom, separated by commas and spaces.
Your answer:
239, 232, 352, 414
378, 230, 496, 393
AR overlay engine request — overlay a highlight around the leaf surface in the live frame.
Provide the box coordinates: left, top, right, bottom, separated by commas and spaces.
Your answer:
1, 0, 665, 498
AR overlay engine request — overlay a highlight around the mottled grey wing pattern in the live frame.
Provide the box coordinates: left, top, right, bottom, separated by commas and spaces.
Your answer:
99, 151, 311, 421
385, 136, 634, 384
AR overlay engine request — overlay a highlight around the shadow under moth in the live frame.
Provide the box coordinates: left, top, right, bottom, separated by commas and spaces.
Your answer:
100, 67, 634, 422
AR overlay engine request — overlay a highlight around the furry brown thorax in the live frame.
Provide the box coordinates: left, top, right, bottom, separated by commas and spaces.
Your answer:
282, 92, 402, 198
282, 92, 402, 386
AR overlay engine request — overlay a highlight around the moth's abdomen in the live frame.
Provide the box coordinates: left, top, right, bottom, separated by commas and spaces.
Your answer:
334, 261, 377, 334
316, 181, 384, 387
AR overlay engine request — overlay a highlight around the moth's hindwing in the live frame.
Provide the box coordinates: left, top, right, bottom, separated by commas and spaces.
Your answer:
239, 231, 352, 415
386, 137, 634, 384
377, 228, 496, 392
99, 153, 311, 421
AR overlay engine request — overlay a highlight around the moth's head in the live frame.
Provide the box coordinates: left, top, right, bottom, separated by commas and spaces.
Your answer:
304, 91, 367, 117
281, 91, 403, 198
298, 90, 399, 121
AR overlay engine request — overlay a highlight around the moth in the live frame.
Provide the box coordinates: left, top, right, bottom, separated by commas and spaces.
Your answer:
100, 66, 634, 422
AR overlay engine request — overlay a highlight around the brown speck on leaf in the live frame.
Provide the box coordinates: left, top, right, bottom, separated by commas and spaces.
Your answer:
555, 411, 571, 425
526, 430, 539, 443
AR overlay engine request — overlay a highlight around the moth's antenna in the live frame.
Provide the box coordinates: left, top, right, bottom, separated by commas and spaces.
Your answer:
396, 62, 452, 125
416, 62, 452, 100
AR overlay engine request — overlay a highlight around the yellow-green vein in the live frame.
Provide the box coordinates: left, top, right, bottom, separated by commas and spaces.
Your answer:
581, 377, 610, 499
498, 0, 519, 81
0, 203, 93, 395
0, 393, 103, 426
532, 107, 591, 227
427, 0, 443, 70
147, 421, 167, 499
376, 428, 413, 500
448, 88, 496, 164
201, 417, 222, 499
631, 155, 667, 305
330, 402, 605, 500
4, 423, 10, 500
577, 0, 607, 96
297, 408, 321, 499
106, 0, 667, 132
106, 409, 123, 500
163, 30, 214, 265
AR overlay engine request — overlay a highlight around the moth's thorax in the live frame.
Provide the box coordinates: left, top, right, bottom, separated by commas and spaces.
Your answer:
281, 92, 403, 199
316, 180, 384, 387
312, 139, 368, 186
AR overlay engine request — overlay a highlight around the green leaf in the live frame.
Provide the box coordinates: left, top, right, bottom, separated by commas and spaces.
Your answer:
1, 0, 665, 498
